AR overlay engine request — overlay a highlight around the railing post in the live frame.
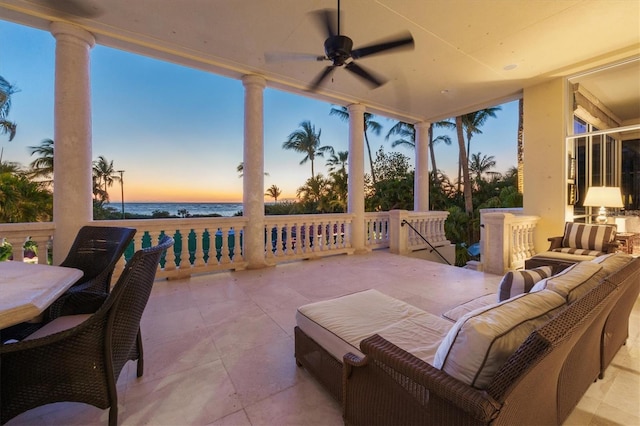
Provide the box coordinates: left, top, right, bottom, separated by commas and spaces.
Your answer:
389, 210, 410, 255
481, 212, 512, 274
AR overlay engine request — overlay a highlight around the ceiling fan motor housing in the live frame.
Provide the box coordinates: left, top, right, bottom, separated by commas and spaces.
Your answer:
325, 35, 353, 66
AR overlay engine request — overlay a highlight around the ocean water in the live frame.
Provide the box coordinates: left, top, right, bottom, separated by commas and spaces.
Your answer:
119, 202, 243, 217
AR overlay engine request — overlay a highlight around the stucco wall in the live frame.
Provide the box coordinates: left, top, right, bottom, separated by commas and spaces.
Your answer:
523, 78, 573, 252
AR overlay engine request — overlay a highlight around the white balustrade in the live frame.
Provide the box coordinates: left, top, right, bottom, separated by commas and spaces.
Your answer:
0, 223, 55, 264
2, 209, 455, 280
364, 212, 390, 249
263, 214, 355, 262
480, 209, 540, 274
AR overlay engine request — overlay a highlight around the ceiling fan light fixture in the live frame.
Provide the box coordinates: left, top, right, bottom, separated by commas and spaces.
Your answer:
280, 0, 415, 92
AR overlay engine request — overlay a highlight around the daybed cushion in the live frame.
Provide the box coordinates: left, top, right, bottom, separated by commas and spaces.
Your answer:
497, 266, 553, 301
531, 261, 605, 303
433, 289, 566, 389
442, 294, 496, 322
296, 289, 452, 363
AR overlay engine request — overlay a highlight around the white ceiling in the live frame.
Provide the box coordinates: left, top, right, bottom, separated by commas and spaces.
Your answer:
1, 0, 639, 123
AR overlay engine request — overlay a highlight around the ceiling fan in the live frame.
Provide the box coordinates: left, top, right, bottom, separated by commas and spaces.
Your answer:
268, 0, 415, 92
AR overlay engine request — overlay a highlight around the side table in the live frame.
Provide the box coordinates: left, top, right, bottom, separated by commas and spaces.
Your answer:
615, 232, 639, 255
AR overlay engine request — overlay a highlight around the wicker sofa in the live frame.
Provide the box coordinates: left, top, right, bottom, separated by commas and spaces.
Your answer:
294, 253, 640, 425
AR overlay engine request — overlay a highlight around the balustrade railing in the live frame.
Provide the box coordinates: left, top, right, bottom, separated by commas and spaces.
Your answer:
264, 214, 355, 261
405, 211, 449, 251
480, 209, 540, 274
1, 209, 453, 280
0, 223, 55, 264
364, 212, 390, 249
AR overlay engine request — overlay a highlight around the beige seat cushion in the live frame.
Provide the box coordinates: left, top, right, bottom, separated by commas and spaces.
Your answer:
433, 289, 566, 389
442, 294, 496, 322
297, 289, 452, 363
24, 314, 91, 340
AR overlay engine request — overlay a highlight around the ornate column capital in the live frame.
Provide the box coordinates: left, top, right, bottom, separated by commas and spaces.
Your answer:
50, 22, 95, 48
242, 74, 266, 89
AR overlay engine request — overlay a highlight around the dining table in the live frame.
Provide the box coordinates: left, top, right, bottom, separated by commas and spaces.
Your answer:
0, 261, 83, 329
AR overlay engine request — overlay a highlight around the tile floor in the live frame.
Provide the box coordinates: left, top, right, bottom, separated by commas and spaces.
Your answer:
6, 251, 640, 425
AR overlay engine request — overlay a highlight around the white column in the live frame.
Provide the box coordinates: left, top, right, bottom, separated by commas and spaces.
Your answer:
347, 103, 367, 253
50, 22, 95, 264
242, 74, 267, 269
414, 121, 430, 211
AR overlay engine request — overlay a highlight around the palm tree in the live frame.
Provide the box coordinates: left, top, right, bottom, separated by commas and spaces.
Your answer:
265, 184, 282, 202
326, 150, 348, 174
455, 115, 473, 217
469, 152, 497, 184
0, 76, 18, 142
517, 98, 524, 193
385, 120, 453, 174
296, 174, 332, 213
282, 120, 333, 178
0, 166, 52, 222
92, 155, 120, 202
330, 106, 381, 183
455, 107, 501, 187
28, 138, 54, 185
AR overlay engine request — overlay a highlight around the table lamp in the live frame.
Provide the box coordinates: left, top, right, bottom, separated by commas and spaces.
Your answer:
583, 186, 624, 224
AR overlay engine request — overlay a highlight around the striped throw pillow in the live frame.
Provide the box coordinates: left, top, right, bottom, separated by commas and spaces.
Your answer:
561, 222, 616, 252
498, 266, 553, 302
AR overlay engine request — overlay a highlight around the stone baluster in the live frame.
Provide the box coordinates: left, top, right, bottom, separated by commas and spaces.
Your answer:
30, 236, 51, 265
232, 227, 244, 263
264, 224, 275, 260
6, 236, 25, 262
192, 227, 206, 268
220, 227, 231, 265
160, 230, 176, 271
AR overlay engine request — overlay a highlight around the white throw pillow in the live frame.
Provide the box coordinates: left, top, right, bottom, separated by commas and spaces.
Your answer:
433, 289, 565, 389
497, 266, 553, 302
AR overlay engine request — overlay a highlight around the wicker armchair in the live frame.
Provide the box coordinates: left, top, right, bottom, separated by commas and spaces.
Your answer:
525, 222, 618, 273
0, 236, 173, 426
60, 225, 137, 294
44, 226, 136, 321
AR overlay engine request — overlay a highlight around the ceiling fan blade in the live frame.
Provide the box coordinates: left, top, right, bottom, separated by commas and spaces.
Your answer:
308, 66, 337, 92
351, 32, 414, 59
345, 62, 386, 88
39, 0, 104, 18
265, 52, 326, 63
311, 9, 337, 38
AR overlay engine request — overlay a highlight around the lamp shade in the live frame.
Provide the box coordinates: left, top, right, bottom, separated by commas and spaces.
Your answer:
583, 186, 624, 208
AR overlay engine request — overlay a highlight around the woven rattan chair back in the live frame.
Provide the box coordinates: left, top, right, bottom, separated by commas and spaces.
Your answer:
60, 226, 136, 293
0, 236, 174, 426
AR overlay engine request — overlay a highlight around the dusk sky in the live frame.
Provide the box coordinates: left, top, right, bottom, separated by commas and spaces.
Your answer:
1, 19, 518, 204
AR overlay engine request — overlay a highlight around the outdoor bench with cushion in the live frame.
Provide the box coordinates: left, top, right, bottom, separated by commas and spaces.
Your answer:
294, 252, 639, 425
525, 222, 618, 273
